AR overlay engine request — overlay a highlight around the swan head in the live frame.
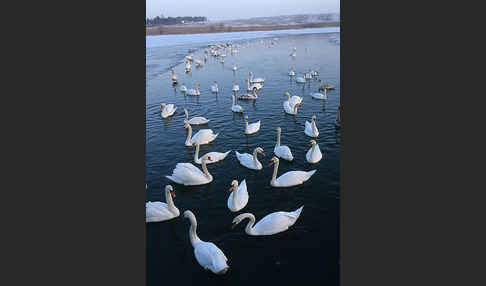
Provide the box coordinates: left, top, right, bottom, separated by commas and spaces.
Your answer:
183, 210, 195, 219
231, 213, 250, 229
309, 140, 317, 147
269, 156, 279, 166
312, 115, 317, 122
160, 103, 166, 109
229, 180, 238, 192
245, 115, 249, 122
284, 92, 291, 98
276, 127, 281, 133
256, 147, 265, 157
202, 155, 212, 162
165, 185, 176, 198
184, 123, 190, 129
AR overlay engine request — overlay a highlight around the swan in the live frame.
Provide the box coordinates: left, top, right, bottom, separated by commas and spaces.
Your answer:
249, 72, 264, 84
290, 47, 296, 57
161, 103, 176, 118
180, 83, 187, 93
324, 83, 336, 90
195, 60, 203, 67
184, 123, 219, 147
146, 185, 180, 223
210, 81, 219, 93
246, 78, 262, 92
235, 147, 265, 170
244, 116, 260, 135
185, 61, 191, 72
238, 89, 258, 100
306, 139, 323, 163
288, 67, 296, 76
184, 108, 210, 125
231, 94, 244, 113
296, 75, 306, 83
204, 54, 208, 62
274, 127, 293, 161
183, 210, 229, 275
283, 100, 300, 115
284, 91, 303, 106
227, 179, 249, 212
304, 115, 319, 138
311, 88, 327, 100
232, 82, 240, 92
305, 68, 313, 80
269, 157, 316, 187
186, 83, 200, 96
232, 64, 237, 71
231, 206, 303, 235
193, 142, 230, 165
185, 55, 194, 62
166, 154, 213, 186
170, 69, 178, 84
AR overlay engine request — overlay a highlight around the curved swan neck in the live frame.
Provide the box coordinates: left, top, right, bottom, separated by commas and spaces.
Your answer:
184, 109, 189, 120
253, 149, 260, 164
232, 182, 239, 208
276, 129, 281, 146
312, 120, 317, 132
243, 214, 256, 235
185, 125, 192, 145
188, 215, 202, 246
201, 157, 212, 179
271, 159, 279, 183
311, 142, 316, 154
194, 144, 200, 162
294, 104, 299, 113
165, 190, 175, 210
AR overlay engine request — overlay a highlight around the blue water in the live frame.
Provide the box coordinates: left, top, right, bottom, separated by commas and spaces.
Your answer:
146, 28, 340, 286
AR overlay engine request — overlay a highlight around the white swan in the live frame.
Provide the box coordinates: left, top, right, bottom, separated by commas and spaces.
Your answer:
269, 157, 316, 187
305, 68, 313, 80
227, 179, 249, 212
311, 88, 327, 100
183, 210, 229, 275
146, 185, 180, 223
235, 147, 265, 170
195, 60, 203, 67
193, 142, 230, 165
304, 115, 319, 138
306, 139, 322, 164
180, 83, 187, 93
231, 94, 244, 113
185, 55, 194, 62
290, 47, 297, 57
284, 91, 303, 106
244, 116, 260, 135
185, 61, 191, 72
186, 83, 200, 96
184, 123, 219, 147
274, 127, 293, 161
249, 72, 264, 84
238, 89, 258, 100
232, 64, 237, 71
161, 103, 177, 118
232, 82, 240, 92
296, 75, 306, 83
283, 100, 300, 115
246, 78, 262, 92
231, 206, 303, 236
170, 69, 178, 84
210, 81, 219, 93
166, 154, 213, 186
184, 108, 210, 125
288, 68, 295, 76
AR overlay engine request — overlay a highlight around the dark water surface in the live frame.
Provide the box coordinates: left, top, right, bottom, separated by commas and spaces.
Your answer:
146, 32, 340, 286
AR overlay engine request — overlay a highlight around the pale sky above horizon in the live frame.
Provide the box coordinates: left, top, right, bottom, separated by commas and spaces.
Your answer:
146, 0, 340, 21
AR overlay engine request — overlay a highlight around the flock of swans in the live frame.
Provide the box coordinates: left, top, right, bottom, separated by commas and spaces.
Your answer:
149, 40, 338, 275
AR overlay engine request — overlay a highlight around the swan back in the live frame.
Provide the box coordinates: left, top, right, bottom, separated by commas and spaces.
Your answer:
274, 170, 317, 187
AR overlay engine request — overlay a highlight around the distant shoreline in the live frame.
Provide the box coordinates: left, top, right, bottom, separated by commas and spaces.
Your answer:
146, 22, 339, 36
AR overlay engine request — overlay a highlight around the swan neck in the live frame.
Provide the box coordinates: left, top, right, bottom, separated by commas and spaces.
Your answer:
276, 130, 281, 146
184, 109, 189, 120
312, 120, 317, 132
253, 149, 259, 164
232, 95, 235, 105
194, 144, 199, 162
244, 214, 256, 235
201, 158, 212, 179
311, 143, 316, 154
188, 215, 201, 246
165, 190, 175, 210
232, 182, 239, 208
185, 125, 192, 145
271, 160, 279, 183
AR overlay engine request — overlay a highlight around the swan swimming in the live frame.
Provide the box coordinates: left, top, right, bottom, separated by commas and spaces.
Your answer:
193, 142, 230, 165
227, 179, 249, 212
166, 154, 213, 186
290, 47, 297, 57
186, 83, 200, 96
306, 139, 323, 163
269, 157, 316, 187
284, 91, 303, 106
231, 94, 244, 113
311, 88, 327, 100
244, 116, 261, 135
170, 69, 178, 84
235, 147, 265, 170
232, 81, 240, 93
146, 185, 180, 223
246, 78, 262, 92
304, 115, 319, 138
160, 103, 176, 118
179, 83, 187, 93
185, 61, 191, 73
184, 123, 219, 147
296, 75, 306, 83
231, 206, 303, 236
283, 100, 300, 115
238, 89, 258, 100
184, 210, 229, 275
288, 67, 296, 76
249, 72, 264, 84
210, 81, 219, 93
274, 127, 293, 161
184, 108, 210, 125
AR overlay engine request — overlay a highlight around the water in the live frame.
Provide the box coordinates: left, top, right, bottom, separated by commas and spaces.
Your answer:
146, 29, 340, 285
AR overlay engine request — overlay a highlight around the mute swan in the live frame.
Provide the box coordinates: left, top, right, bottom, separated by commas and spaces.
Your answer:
180, 83, 187, 93
311, 88, 327, 100
288, 67, 295, 76
193, 142, 230, 165
235, 147, 265, 170
246, 78, 262, 92
184, 123, 219, 147
284, 91, 302, 106
210, 81, 219, 93
231, 94, 244, 113
186, 83, 200, 96
161, 103, 177, 118
195, 60, 203, 67
185, 55, 194, 62
244, 116, 260, 135
238, 89, 258, 100
170, 69, 178, 84
184, 210, 229, 275
324, 83, 336, 90
269, 157, 316, 187
231, 206, 303, 235
232, 82, 240, 93
184, 108, 210, 125
283, 100, 300, 115
249, 72, 264, 84
146, 185, 180, 223
296, 75, 306, 83
274, 127, 293, 161
290, 47, 296, 57
306, 140, 322, 164
232, 64, 237, 71
304, 115, 319, 138
185, 61, 191, 72
305, 68, 313, 80
227, 179, 249, 212
166, 154, 213, 185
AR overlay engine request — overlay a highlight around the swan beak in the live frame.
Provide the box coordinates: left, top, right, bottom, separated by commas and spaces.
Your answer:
228, 186, 234, 192
261, 152, 266, 157
269, 161, 274, 166
170, 191, 176, 198
231, 223, 237, 229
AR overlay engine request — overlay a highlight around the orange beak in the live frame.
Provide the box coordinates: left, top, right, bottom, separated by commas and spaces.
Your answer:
207, 157, 212, 161
170, 191, 176, 198
269, 160, 274, 166
229, 186, 234, 192
261, 152, 266, 157
231, 223, 237, 229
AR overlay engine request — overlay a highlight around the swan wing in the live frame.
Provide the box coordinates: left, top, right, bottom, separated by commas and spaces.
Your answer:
307, 145, 322, 163
166, 163, 207, 185
194, 242, 228, 273
274, 145, 294, 161
236, 179, 249, 209
235, 152, 256, 169
146, 202, 176, 222
253, 212, 295, 235
191, 129, 217, 144
276, 170, 316, 187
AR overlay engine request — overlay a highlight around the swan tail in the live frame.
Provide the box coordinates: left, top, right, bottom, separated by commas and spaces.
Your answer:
223, 150, 231, 158
291, 206, 304, 219
307, 169, 317, 178
165, 175, 180, 184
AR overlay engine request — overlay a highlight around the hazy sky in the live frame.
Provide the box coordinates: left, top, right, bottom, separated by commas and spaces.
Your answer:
146, 0, 340, 20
